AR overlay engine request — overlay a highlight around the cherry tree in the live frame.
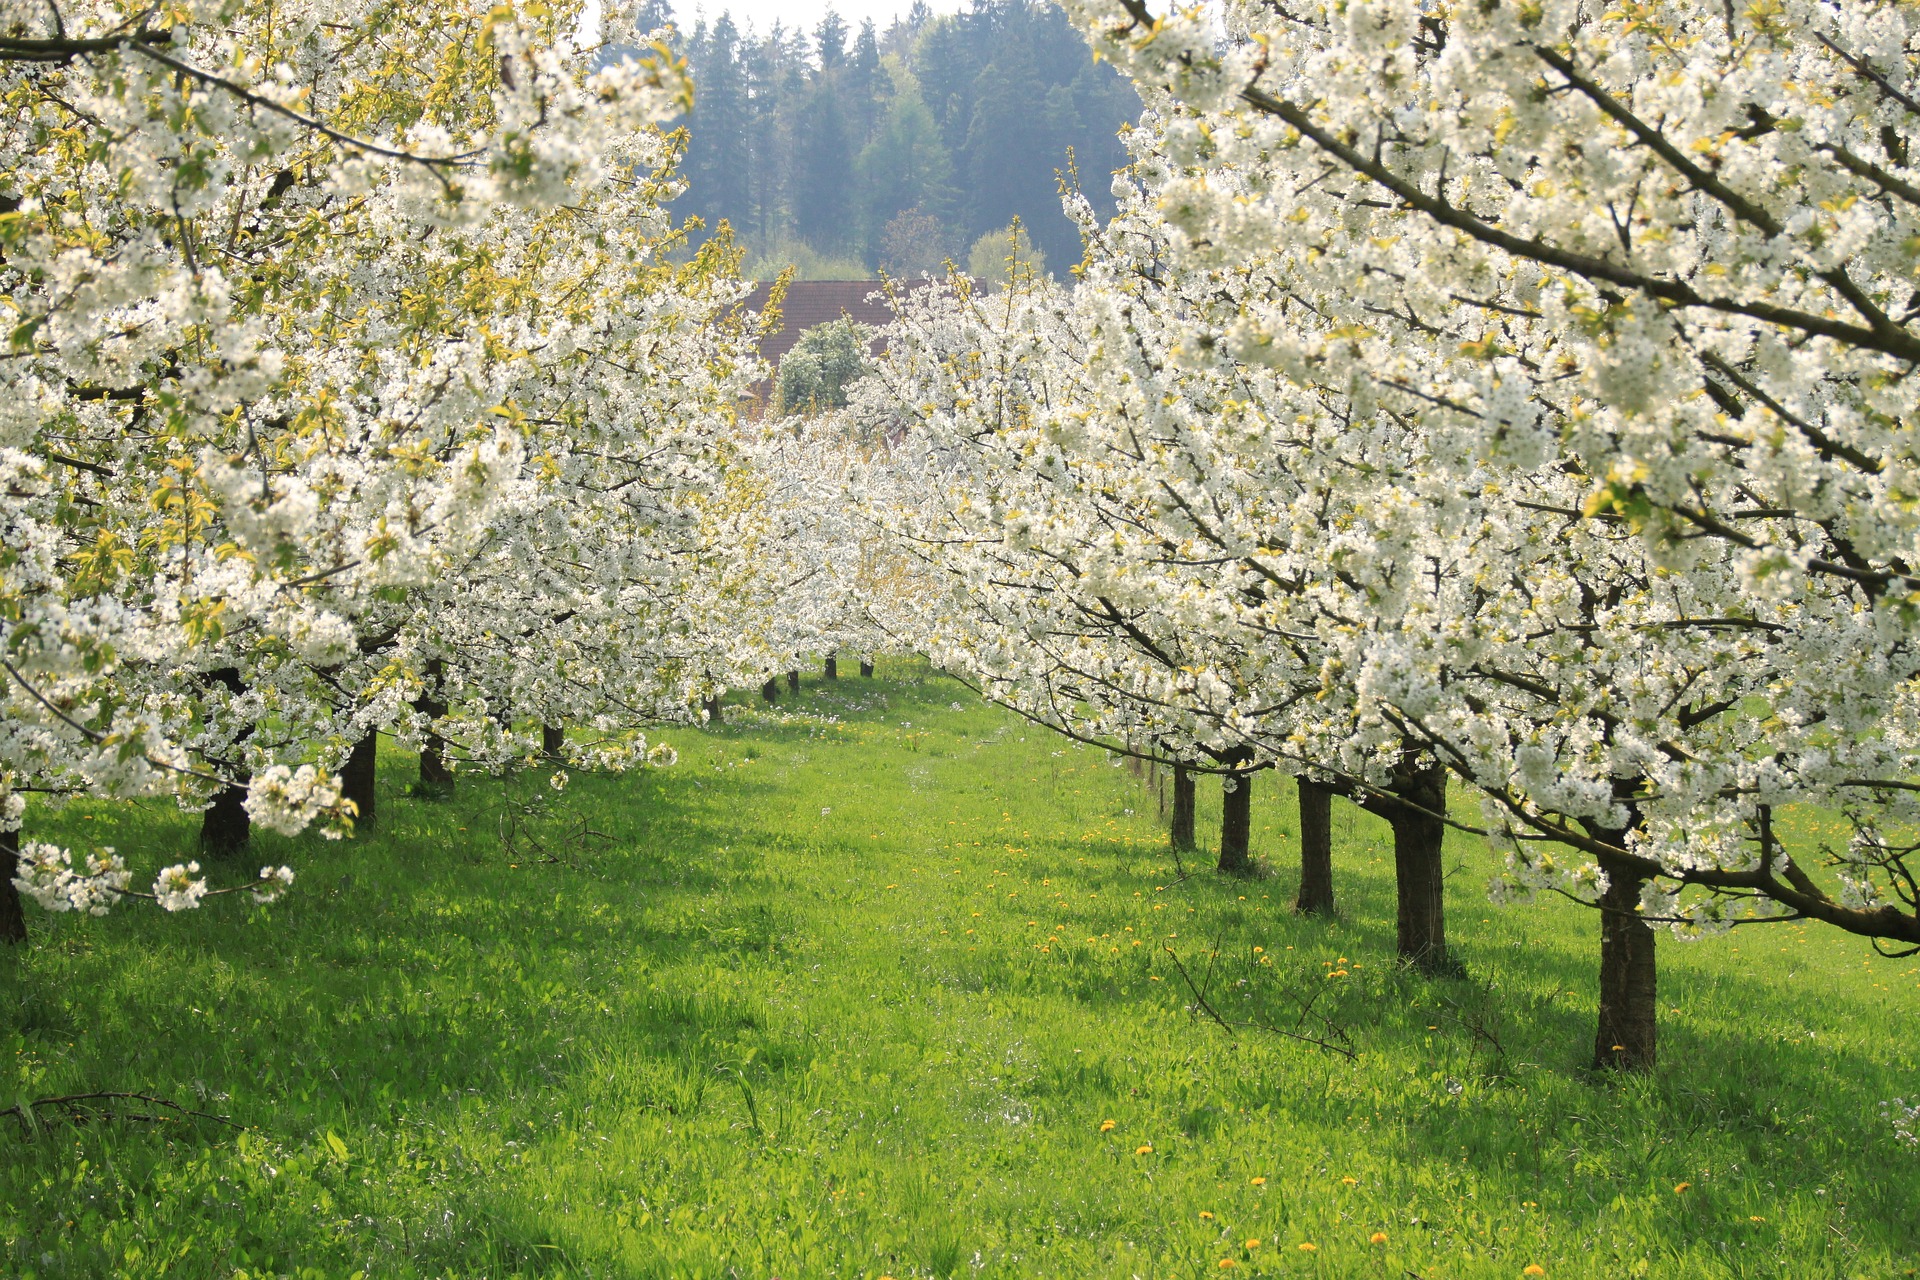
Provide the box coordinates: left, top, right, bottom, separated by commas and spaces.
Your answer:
1057, 0, 1920, 1065
1, 0, 734, 936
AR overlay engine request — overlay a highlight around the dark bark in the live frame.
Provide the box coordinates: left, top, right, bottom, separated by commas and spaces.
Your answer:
1593, 849, 1657, 1072
341, 731, 378, 831
415, 657, 453, 797
199, 782, 253, 859
1, 826, 25, 946
1368, 757, 1458, 975
761, 678, 779, 704
825, 653, 838, 680
787, 670, 800, 695
703, 695, 724, 725
1218, 767, 1255, 875
859, 659, 874, 678
1295, 776, 1335, 915
542, 725, 565, 758
1170, 765, 1196, 850
200, 666, 252, 857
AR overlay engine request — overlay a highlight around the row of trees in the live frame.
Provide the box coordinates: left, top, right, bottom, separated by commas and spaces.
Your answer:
823, 0, 1920, 1074
0, 0, 890, 941
669, 0, 1140, 274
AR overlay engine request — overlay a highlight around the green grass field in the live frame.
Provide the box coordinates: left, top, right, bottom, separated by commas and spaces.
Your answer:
4, 661, 1917, 1279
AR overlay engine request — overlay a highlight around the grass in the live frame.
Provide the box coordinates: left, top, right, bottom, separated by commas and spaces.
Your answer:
3, 659, 1917, 1279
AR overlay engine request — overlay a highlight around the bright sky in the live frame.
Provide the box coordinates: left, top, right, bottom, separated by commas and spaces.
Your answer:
671, 0, 964, 37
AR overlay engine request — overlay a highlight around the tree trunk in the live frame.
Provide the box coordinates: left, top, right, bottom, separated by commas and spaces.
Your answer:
1170, 765, 1196, 851
1378, 758, 1456, 975
542, 725, 565, 758
341, 731, 378, 831
415, 657, 453, 797
1218, 768, 1254, 875
1, 825, 25, 946
1593, 852, 1657, 1072
761, 678, 779, 704
200, 781, 253, 859
1295, 776, 1335, 915
201, 666, 252, 857
787, 670, 800, 695
703, 695, 724, 725
825, 653, 838, 680
860, 659, 874, 678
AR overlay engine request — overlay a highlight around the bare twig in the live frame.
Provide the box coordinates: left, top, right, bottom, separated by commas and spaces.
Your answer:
3, 1090, 243, 1135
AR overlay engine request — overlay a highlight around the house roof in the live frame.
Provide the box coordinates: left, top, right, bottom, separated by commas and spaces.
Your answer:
742, 278, 943, 366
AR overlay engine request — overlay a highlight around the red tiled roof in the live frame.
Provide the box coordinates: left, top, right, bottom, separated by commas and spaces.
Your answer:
742, 278, 944, 366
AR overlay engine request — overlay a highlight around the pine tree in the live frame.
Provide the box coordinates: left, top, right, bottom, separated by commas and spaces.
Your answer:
794, 76, 855, 255
685, 12, 752, 233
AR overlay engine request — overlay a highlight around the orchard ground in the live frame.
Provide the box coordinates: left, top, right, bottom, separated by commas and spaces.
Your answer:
3, 662, 1916, 1279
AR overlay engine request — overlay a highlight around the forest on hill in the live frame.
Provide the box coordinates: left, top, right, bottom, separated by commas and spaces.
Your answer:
647, 0, 1142, 276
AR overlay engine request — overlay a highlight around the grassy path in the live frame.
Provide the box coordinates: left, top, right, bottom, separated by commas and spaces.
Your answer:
3, 663, 1917, 1278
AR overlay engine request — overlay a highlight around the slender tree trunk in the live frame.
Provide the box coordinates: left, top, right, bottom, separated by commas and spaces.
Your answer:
859, 659, 874, 678
761, 678, 779, 704
542, 725, 565, 758
201, 666, 252, 857
1169, 765, 1196, 851
1593, 850, 1657, 1072
703, 695, 724, 725
1, 826, 25, 946
825, 653, 838, 680
341, 731, 378, 831
1218, 767, 1254, 875
1295, 776, 1335, 915
416, 657, 453, 796
1377, 757, 1456, 975
787, 670, 799, 695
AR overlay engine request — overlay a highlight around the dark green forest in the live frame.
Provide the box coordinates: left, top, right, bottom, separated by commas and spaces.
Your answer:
639, 0, 1142, 277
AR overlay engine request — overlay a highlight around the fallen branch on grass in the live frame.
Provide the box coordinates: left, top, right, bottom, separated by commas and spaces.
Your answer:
1162, 943, 1359, 1060
3, 1091, 244, 1136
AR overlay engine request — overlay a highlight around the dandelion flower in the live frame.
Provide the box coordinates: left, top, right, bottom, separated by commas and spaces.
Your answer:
1245, 1239, 1261, 1249
1523, 1268, 1546, 1277
1100, 1120, 1116, 1132
1136, 1144, 1153, 1155
1199, 1211, 1214, 1220
1250, 1176, 1266, 1186
1297, 1242, 1317, 1252
1369, 1232, 1387, 1245
1674, 1182, 1691, 1194
1218, 1261, 1236, 1270
1341, 1176, 1357, 1185
1749, 1215, 1765, 1223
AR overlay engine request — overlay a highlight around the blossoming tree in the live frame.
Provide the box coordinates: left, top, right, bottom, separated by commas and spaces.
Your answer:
1, 0, 738, 937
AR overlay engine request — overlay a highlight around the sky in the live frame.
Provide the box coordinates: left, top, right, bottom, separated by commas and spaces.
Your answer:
671, 0, 964, 37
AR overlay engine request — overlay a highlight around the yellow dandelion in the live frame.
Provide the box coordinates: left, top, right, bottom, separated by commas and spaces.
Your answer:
1523, 1267, 1546, 1277
1341, 1176, 1357, 1185
1136, 1144, 1153, 1155
1250, 1176, 1267, 1186
1246, 1239, 1261, 1249
1218, 1261, 1236, 1270
1200, 1211, 1214, 1220
1674, 1181, 1691, 1194
1749, 1215, 1765, 1223
1369, 1232, 1388, 1245
1297, 1242, 1317, 1252
1100, 1119, 1116, 1132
